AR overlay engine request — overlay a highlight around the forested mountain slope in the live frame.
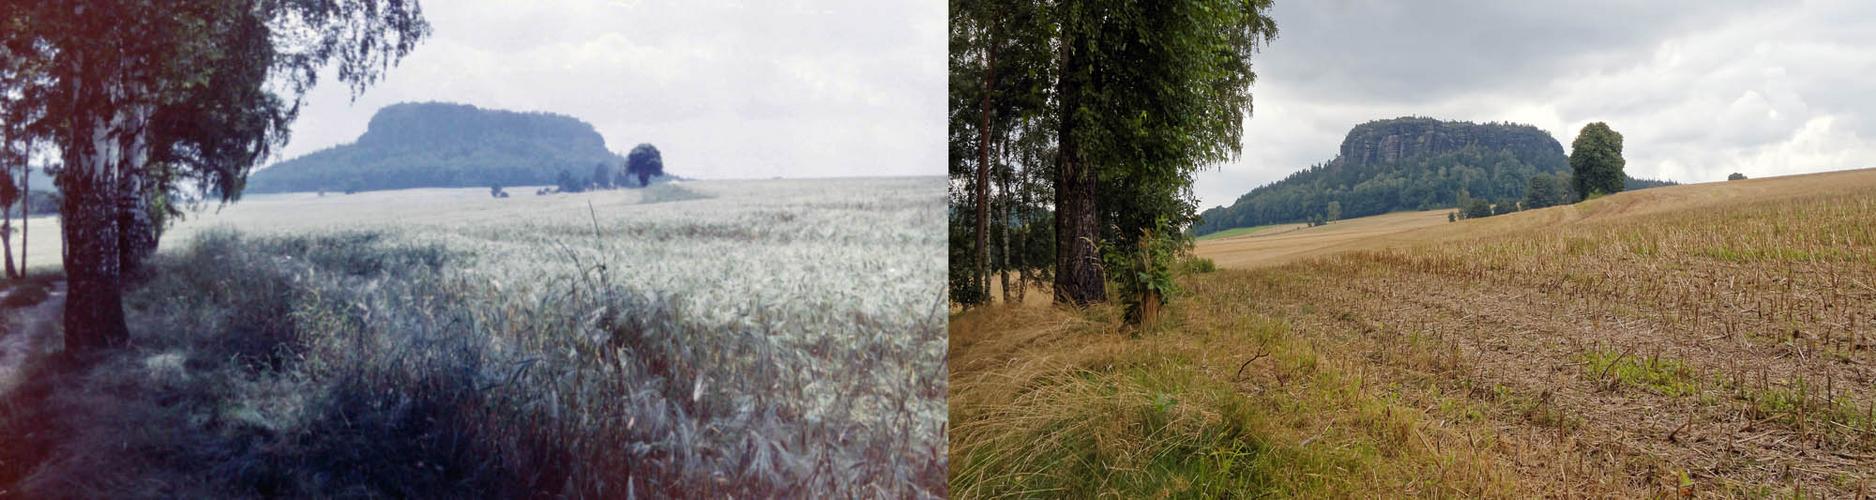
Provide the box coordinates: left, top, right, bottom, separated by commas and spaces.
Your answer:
1194, 117, 1671, 235
248, 102, 624, 193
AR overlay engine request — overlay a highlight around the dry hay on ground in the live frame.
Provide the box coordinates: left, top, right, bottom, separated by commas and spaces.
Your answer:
963, 168, 1876, 497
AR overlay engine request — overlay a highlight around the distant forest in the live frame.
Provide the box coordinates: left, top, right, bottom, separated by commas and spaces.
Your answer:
247, 102, 626, 193
1193, 117, 1674, 235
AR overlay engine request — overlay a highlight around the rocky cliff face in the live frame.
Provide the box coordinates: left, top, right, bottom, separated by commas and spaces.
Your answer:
1336, 117, 1565, 170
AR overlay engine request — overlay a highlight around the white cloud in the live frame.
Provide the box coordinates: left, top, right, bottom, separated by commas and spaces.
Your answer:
269, 0, 945, 180
1201, 0, 1876, 207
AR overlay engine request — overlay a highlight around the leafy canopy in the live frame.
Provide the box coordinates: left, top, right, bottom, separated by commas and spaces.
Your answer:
1569, 122, 1626, 200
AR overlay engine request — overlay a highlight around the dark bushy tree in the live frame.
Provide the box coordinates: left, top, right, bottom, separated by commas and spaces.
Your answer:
626, 143, 663, 187
1051, 0, 1277, 306
1569, 122, 1626, 200
1728, 172, 1747, 181
1522, 173, 1572, 209
591, 161, 613, 189
1463, 199, 1493, 219
556, 170, 586, 193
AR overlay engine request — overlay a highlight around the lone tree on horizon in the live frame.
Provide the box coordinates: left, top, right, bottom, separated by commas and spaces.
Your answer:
626, 143, 664, 187
1, 0, 431, 353
1569, 122, 1626, 200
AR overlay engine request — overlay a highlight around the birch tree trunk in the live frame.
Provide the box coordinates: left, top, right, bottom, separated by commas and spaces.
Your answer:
61, 76, 136, 353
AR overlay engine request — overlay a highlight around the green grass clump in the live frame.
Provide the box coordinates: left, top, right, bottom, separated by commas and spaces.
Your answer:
1179, 256, 1218, 274
1580, 350, 1699, 397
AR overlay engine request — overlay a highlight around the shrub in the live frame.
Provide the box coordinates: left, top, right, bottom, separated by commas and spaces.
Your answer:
1178, 257, 1217, 275
1104, 218, 1183, 325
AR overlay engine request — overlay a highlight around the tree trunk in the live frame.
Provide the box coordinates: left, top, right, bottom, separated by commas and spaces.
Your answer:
63, 132, 131, 352
1053, 139, 1103, 305
973, 34, 997, 307
60, 75, 138, 353
117, 155, 158, 280
2, 203, 15, 279
19, 161, 26, 277
1053, 33, 1105, 306
998, 136, 1013, 305
1013, 132, 1029, 305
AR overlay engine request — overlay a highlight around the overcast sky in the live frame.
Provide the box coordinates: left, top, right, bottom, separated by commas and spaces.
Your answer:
1194, 0, 1876, 210
270, 0, 946, 180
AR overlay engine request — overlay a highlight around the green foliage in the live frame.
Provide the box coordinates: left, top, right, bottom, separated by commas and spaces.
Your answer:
1569, 122, 1626, 200
1075, 0, 1279, 251
250, 103, 623, 193
1462, 198, 1494, 219
1179, 256, 1217, 274
626, 143, 665, 187
3, 0, 431, 204
1195, 118, 1569, 235
1522, 172, 1573, 209
1580, 350, 1698, 397
1728, 172, 1748, 181
949, 0, 1276, 304
1103, 219, 1185, 324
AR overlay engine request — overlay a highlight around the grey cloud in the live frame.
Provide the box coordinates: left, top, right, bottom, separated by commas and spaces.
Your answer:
1201, 0, 1876, 208
269, 0, 944, 180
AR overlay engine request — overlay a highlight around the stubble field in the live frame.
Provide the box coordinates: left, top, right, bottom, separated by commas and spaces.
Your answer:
953, 168, 1876, 497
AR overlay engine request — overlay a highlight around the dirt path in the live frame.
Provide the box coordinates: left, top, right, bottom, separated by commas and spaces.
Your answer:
0, 282, 65, 398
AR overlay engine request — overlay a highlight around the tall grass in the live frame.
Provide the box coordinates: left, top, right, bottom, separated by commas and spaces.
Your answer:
949, 293, 1515, 497
2, 178, 947, 497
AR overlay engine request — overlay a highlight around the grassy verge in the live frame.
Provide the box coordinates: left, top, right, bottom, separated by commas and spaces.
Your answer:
949, 277, 1515, 497
1195, 224, 1288, 241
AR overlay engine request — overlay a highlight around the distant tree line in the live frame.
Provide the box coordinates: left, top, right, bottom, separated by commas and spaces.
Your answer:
528, 143, 666, 196
1450, 122, 1658, 222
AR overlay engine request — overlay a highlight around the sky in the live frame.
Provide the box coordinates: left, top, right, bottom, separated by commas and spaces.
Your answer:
1193, 0, 1876, 210
269, 0, 947, 180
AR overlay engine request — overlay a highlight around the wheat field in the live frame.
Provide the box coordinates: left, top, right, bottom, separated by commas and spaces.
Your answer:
2, 177, 947, 497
